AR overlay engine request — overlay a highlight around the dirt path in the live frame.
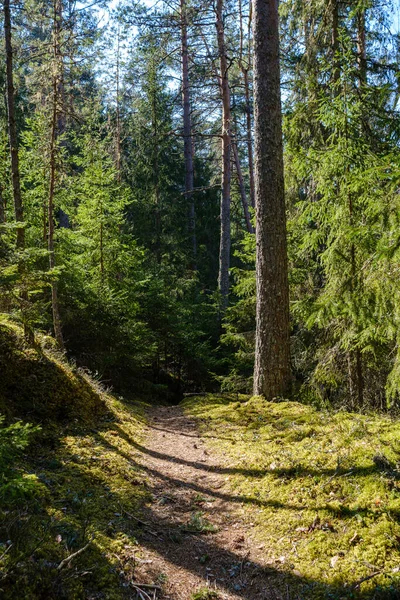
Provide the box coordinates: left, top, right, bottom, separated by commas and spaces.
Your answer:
132, 405, 289, 600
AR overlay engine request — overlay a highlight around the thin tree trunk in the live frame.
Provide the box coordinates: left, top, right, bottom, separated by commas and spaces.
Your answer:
180, 0, 196, 269
232, 133, 253, 233
357, 8, 367, 86
344, 8, 367, 408
151, 74, 161, 264
100, 219, 104, 280
48, 0, 64, 350
4, 0, 34, 344
253, 0, 291, 399
0, 185, 5, 223
331, 0, 340, 87
3, 0, 24, 248
347, 349, 364, 409
243, 68, 255, 208
238, 0, 255, 208
115, 26, 122, 181
216, 0, 231, 305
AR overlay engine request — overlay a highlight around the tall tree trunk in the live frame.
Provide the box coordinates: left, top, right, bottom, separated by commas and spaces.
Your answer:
115, 26, 122, 181
180, 0, 196, 269
238, 0, 255, 208
48, 0, 64, 350
253, 0, 291, 399
216, 0, 231, 305
151, 73, 161, 264
346, 6, 367, 408
3, 0, 24, 249
4, 0, 34, 344
357, 8, 367, 86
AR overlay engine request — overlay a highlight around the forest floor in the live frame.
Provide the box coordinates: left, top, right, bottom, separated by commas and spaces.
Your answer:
132, 404, 286, 600
133, 397, 400, 600
1, 326, 400, 600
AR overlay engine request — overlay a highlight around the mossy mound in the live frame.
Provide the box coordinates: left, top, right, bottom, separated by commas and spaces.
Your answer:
0, 323, 106, 425
183, 394, 400, 599
0, 396, 149, 599
0, 323, 151, 599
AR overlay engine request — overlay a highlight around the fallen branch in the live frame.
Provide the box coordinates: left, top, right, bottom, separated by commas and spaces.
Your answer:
133, 583, 162, 590
0, 543, 12, 562
353, 571, 383, 589
123, 509, 151, 527
122, 509, 159, 537
132, 585, 152, 600
131, 582, 162, 600
57, 537, 93, 571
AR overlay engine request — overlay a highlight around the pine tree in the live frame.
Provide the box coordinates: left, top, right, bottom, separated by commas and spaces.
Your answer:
253, 0, 291, 400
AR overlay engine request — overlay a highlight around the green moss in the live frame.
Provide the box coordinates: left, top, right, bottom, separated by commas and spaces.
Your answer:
191, 588, 220, 599
0, 323, 107, 425
183, 394, 400, 598
0, 324, 150, 599
0, 394, 150, 599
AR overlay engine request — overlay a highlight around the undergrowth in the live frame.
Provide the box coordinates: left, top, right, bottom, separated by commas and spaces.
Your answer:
183, 394, 400, 599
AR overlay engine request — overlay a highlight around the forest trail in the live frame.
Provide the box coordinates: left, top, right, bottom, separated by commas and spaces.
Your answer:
132, 405, 286, 600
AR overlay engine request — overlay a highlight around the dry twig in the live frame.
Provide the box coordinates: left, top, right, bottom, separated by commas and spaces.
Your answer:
57, 537, 93, 571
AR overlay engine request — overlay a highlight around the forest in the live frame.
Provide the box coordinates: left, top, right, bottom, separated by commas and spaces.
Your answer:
1, 0, 400, 598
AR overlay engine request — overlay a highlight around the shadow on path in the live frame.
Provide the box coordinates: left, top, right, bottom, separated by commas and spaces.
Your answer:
93, 405, 398, 599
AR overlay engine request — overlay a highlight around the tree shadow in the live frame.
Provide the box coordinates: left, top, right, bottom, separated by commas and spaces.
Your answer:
91, 428, 400, 599
105, 423, 400, 523
148, 422, 237, 442
1, 397, 398, 600
0, 324, 106, 425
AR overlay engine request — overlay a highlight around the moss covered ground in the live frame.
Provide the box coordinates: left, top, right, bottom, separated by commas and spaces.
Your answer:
0, 324, 150, 599
183, 395, 400, 598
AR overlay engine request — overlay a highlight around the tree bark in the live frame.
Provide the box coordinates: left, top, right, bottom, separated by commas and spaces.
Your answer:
252, 0, 291, 399
180, 0, 197, 269
3, 0, 24, 248
216, 0, 231, 305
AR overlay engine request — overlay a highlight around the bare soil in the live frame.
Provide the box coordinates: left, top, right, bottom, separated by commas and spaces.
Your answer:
132, 405, 290, 600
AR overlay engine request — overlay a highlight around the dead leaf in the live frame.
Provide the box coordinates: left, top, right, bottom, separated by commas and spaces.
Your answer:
349, 532, 360, 545
295, 527, 309, 533
330, 555, 340, 568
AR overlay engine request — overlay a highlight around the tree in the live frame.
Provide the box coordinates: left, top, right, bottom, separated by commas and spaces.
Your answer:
47, 0, 65, 350
252, 0, 291, 399
180, 0, 197, 269
3, 0, 24, 249
216, 0, 232, 306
